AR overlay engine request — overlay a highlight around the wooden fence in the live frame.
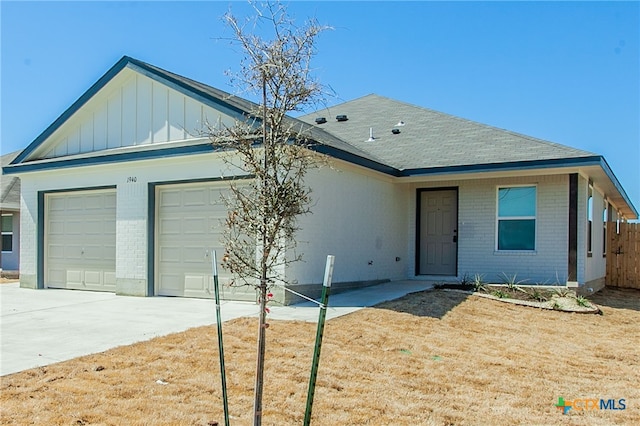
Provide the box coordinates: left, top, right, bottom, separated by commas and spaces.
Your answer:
606, 222, 640, 289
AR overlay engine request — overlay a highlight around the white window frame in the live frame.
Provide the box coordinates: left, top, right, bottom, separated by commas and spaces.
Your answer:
1, 214, 13, 253
587, 184, 594, 256
495, 185, 537, 252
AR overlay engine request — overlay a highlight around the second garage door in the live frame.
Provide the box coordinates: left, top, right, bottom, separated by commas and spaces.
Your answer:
156, 181, 256, 301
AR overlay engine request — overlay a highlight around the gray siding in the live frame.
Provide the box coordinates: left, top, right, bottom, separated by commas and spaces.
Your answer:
1, 211, 20, 271
411, 175, 570, 285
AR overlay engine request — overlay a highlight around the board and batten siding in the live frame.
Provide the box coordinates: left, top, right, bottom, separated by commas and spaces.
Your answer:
409, 175, 570, 285
42, 71, 237, 159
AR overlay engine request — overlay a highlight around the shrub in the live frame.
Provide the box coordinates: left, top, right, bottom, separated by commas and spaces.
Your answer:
500, 272, 527, 290
492, 289, 509, 299
527, 288, 549, 302
472, 274, 486, 292
575, 295, 591, 307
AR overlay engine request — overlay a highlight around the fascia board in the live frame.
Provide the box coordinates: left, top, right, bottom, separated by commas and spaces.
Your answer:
3, 143, 216, 174
597, 157, 638, 219
398, 156, 604, 177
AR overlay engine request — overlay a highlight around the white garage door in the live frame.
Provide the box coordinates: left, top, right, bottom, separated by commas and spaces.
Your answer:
156, 181, 256, 301
46, 189, 116, 291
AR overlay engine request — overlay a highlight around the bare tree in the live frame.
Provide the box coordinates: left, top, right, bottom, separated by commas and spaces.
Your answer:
208, 2, 329, 424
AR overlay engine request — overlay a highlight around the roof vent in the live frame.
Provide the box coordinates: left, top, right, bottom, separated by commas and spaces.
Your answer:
315, 117, 327, 124
366, 127, 376, 142
391, 128, 401, 134
336, 114, 349, 122
396, 120, 405, 126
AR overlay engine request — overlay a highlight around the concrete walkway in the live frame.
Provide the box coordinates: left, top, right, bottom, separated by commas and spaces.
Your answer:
0, 280, 433, 376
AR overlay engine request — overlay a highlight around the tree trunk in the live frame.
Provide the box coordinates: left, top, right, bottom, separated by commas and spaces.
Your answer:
252, 73, 269, 426
253, 276, 267, 425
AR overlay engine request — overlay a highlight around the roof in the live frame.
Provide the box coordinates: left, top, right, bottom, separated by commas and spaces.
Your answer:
3, 58, 636, 218
298, 94, 595, 171
1, 150, 21, 211
299, 95, 636, 218
8, 56, 384, 172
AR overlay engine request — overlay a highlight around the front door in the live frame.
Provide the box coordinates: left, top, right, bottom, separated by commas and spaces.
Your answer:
417, 189, 458, 275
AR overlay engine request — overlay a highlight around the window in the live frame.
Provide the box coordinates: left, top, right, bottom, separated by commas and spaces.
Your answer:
1, 214, 13, 252
497, 186, 536, 251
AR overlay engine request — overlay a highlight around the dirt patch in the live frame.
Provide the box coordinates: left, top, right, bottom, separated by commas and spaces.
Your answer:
436, 283, 601, 313
1, 270, 19, 282
1, 287, 638, 425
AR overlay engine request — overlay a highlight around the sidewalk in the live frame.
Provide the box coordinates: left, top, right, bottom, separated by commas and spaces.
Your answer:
0, 280, 433, 376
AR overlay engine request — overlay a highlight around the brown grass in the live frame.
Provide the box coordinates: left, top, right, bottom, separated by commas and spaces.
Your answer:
1, 287, 638, 425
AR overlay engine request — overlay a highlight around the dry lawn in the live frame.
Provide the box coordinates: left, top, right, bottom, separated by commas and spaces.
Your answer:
1, 287, 638, 425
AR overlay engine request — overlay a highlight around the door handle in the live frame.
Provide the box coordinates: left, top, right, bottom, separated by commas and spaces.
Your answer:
453, 236, 457, 243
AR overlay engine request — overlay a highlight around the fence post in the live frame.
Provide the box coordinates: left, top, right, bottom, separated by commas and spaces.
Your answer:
303, 255, 335, 426
211, 250, 230, 426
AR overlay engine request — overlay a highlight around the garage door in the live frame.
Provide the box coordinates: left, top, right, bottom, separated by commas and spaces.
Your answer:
156, 181, 256, 301
46, 189, 116, 291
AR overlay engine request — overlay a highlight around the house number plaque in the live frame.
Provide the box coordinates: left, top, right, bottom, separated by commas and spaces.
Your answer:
126, 176, 137, 183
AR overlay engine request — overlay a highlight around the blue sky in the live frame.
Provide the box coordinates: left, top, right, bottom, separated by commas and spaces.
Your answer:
1, 1, 639, 211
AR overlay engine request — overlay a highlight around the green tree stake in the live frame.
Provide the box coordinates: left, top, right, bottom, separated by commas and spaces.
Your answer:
211, 250, 230, 426
303, 255, 335, 426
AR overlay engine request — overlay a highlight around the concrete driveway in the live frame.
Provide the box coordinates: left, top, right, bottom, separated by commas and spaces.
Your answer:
0, 280, 433, 376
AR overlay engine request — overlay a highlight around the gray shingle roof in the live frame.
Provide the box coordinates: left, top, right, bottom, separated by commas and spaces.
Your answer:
1, 150, 21, 210
299, 94, 595, 171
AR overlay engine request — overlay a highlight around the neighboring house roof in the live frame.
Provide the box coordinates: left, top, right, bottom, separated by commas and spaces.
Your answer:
3, 57, 636, 219
1, 150, 21, 211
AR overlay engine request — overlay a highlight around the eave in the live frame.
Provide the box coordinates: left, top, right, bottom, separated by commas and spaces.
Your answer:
397, 155, 637, 220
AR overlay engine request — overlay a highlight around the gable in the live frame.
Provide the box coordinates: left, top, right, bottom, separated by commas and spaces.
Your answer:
6, 56, 387, 180
26, 68, 239, 161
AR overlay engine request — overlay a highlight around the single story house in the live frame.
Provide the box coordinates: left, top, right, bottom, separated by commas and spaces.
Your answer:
1, 150, 21, 272
4, 56, 637, 303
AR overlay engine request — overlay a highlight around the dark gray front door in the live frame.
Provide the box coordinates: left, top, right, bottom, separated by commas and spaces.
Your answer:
418, 189, 458, 275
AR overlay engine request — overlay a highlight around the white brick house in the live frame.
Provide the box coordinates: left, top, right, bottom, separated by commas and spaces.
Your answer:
4, 57, 637, 303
